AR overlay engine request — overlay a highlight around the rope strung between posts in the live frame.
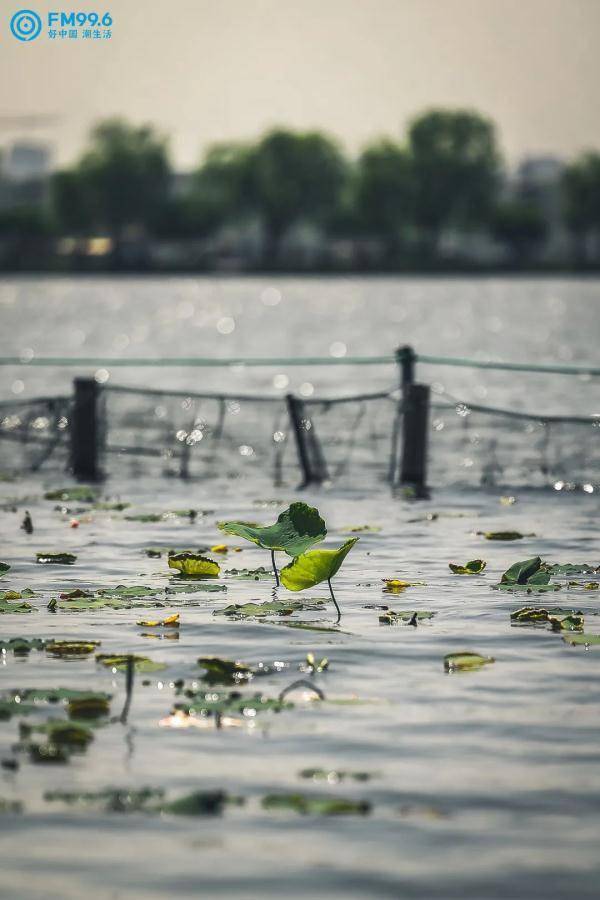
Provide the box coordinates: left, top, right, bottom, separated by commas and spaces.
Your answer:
0, 351, 598, 376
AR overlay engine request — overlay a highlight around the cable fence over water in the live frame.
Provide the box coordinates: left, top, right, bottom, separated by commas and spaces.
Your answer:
1, 347, 599, 492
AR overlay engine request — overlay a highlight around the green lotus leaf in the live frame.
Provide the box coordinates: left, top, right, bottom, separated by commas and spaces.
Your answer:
379, 610, 435, 625
24, 719, 94, 748
225, 567, 273, 580
168, 553, 220, 577
197, 657, 253, 685
218, 502, 326, 557
96, 654, 167, 673
36, 552, 77, 565
93, 501, 130, 511
97, 585, 159, 598
0, 599, 33, 614
483, 531, 530, 541
563, 633, 600, 646
299, 768, 373, 782
46, 640, 100, 656
0, 563, 10, 578
44, 487, 98, 502
280, 538, 358, 592
0, 589, 34, 600
27, 742, 71, 764
161, 790, 243, 816
261, 792, 370, 816
444, 652, 495, 672
542, 562, 600, 576
501, 557, 543, 584
0, 637, 45, 653
45, 787, 164, 812
215, 598, 325, 619
549, 614, 584, 631
510, 606, 581, 625
173, 691, 292, 717
494, 582, 561, 593
449, 559, 486, 575
165, 581, 226, 594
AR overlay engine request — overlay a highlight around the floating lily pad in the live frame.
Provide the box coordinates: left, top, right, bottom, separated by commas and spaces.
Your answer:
197, 657, 253, 685
45, 787, 164, 812
44, 487, 97, 502
444, 652, 495, 671
137, 613, 179, 628
22, 719, 94, 748
174, 691, 292, 718
215, 598, 325, 619
584, 582, 600, 590
165, 581, 226, 594
0, 688, 111, 721
261, 792, 370, 816
341, 525, 381, 533
46, 640, 100, 656
299, 768, 373, 782
144, 546, 208, 558
449, 559, 486, 575
96, 654, 167, 673
93, 501, 130, 511
379, 610, 435, 625
36, 552, 77, 565
0, 589, 34, 600
161, 790, 243, 816
280, 539, 358, 592
168, 553, 220, 578
0, 637, 45, 654
481, 531, 531, 541
59, 589, 94, 600
382, 579, 425, 593
218, 502, 326, 557
562, 633, 600, 646
99, 585, 159, 599
0, 599, 33, 614
542, 562, 600, 576
225, 567, 273, 581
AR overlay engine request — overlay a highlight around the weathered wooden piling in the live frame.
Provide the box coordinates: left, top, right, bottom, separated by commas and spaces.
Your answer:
70, 377, 100, 481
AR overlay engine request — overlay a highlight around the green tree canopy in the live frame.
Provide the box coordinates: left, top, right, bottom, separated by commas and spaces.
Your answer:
248, 129, 347, 263
492, 199, 548, 266
562, 152, 600, 261
408, 109, 500, 255
355, 139, 414, 258
75, 119, 171, 260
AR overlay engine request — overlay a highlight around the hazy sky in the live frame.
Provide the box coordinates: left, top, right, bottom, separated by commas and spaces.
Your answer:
2, 0, 600, 170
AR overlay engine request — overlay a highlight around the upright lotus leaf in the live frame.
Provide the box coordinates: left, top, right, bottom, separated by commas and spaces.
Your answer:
218, 502, 326, 585
449, 560, 486, 575
0, 563, 10, 578
168, 553, 220, 578
501, 557, 543, 585
280, 538, 358, 621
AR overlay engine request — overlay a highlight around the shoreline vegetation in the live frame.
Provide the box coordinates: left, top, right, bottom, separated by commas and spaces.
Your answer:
1, 107, 600, 274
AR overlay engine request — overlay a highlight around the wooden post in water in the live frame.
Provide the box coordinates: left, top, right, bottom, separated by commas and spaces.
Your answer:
286, 393, 314, 488
397, 344, 416, 389
399, 382, 430, 498
70, 377, 100, 481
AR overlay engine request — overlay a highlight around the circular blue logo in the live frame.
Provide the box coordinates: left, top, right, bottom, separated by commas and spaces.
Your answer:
10, 9, 42, 41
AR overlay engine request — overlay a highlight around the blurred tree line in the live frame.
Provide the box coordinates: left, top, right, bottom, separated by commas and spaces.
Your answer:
1, 109, 600, 270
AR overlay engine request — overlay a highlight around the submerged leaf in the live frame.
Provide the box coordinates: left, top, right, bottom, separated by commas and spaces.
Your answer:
449, 559, 486, 575
261, 792, 370, 816
218, 502, 326, 557
444, 652, 495, 672
168, 553, 220, 578
280, 538, 358, 592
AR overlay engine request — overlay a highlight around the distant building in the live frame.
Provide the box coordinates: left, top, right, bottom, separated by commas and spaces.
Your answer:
512, 155, 570, 262
3, 141, 51, 182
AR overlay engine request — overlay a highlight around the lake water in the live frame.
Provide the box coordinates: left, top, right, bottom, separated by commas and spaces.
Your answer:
0, 276, 599, 899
